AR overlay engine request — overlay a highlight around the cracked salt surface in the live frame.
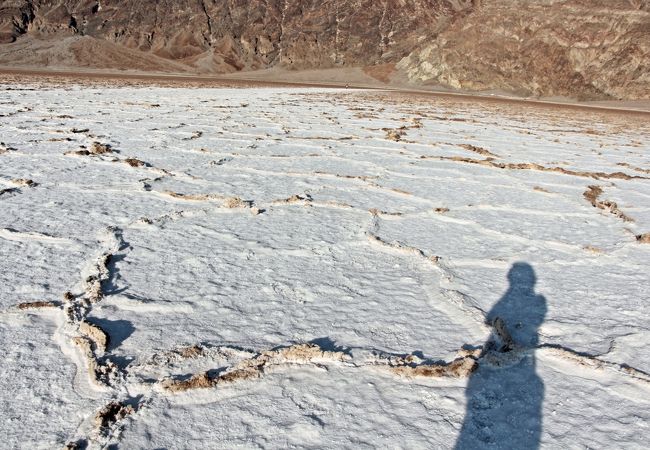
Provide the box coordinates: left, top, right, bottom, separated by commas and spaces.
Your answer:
1, 84, 649, 448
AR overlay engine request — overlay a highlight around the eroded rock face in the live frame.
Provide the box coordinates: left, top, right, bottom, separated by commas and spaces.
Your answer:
1, 0, 649, 99
4, 0, 465, 70
397, 0, 650, 100
0, 1, 34, 43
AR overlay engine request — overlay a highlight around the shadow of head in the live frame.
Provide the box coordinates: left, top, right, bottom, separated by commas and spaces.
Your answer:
507, 261, 537, 288
488, 262, 547, 348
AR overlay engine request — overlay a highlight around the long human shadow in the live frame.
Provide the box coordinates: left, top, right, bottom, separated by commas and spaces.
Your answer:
455, 262, 547, 449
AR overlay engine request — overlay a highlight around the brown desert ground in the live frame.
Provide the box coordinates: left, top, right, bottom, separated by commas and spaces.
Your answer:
2, 67, 649, 117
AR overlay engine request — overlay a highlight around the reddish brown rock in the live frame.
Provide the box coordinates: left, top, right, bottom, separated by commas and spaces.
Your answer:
0, 0, 648, 99
398, 0, 650, 100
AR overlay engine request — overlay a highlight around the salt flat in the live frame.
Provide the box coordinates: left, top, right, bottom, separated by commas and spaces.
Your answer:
1, 85, 649, 449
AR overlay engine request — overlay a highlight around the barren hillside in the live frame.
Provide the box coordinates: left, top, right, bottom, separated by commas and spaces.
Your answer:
0, 0, 648, 99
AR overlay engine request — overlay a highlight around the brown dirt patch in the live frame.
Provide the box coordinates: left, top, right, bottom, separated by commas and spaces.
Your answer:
583, 185, 633, 222
176, 345, 205, 359
617, 162, 650, 174
459, 144, 498, 158
636, 233, 650, 243
390, 355, 478, 378
124, 158, 146, 167
90, 142, 113, 155
432, 155, 643, 181
163, 191, 222, 201
223, 196, 252, 208
79, 321, 109, 353
362, 63, 396, 84
384, 127, 407, 141
95, 401, 134, 430
10, 178, 37, 187
17, 301, 57, 310
164, 343, 349, 392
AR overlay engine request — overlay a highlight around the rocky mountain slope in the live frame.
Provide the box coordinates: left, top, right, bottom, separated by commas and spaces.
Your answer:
0, 0, 648, 99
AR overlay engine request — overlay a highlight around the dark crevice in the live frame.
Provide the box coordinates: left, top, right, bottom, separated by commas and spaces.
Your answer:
198, 0, 213, 47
